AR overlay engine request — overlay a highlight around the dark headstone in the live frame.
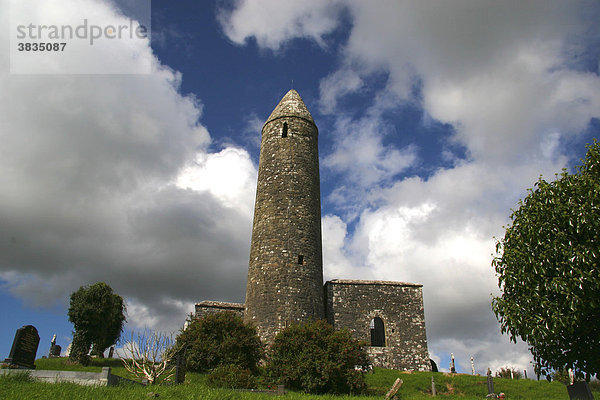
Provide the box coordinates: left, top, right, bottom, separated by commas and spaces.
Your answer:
4, 325, 40, 369
567, 382, 595, 400
430, 358, 438, 372
174, 345, 187, 384
108, 346, 114, 359
50, 345, 61, 357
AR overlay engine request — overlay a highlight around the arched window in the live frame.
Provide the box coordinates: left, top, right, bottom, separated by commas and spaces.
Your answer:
370, 317, 385, 347
281, 122, 288, 138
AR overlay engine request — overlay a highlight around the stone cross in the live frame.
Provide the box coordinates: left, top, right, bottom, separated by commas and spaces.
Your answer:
450, 353, 456, 373
48, 334, 57, 358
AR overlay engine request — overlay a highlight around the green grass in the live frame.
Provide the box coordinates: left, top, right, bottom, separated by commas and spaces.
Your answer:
1, 358, 598, 399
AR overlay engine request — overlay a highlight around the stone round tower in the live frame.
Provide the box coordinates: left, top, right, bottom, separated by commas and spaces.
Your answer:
244, 90, 324, 343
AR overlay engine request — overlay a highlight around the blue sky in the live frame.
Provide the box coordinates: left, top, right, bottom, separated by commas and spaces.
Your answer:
1, 0, 599, 374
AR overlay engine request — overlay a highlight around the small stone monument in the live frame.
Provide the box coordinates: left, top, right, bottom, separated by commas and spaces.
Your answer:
567, 381, 595, 400
4, 325, 40, 369
48, 334, 56, 358
48, 334, 61, 358
108, 346, 115, 359
450, 353, 456, 373
174, 344, 187, 384
51, 345, 62, 357
487, 368, 495, 396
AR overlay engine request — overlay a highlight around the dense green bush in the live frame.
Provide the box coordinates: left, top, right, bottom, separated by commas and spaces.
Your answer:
265, 319, 368, 394
550, 368, 571, 384
175, 312, 262, 373
495, 367, 522, 379
206, 364, 257, 389
68, 282, 126, 362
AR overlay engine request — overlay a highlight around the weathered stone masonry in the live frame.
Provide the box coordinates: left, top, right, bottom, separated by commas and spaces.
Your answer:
195, 301, 244, 320
194, 90, 431, 371
325, 280, 430, 370
244, 90, 324, 344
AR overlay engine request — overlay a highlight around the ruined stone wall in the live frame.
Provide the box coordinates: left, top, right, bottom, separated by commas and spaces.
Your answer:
245, 91, 324, 344
324, 279, 431, 371
195, 301, 245, 320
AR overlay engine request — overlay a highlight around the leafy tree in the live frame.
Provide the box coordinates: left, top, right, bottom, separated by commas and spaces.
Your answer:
265, 319, 368, 394
492, 140, 600, 379
175, 311, 262, 373
68, 282, 126, 362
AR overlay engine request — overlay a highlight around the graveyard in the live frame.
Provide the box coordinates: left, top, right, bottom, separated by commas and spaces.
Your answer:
2, 352, 600, 399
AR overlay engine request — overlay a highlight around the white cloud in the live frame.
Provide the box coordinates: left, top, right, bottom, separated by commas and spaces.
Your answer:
0, 0, 253, 332
218, 0, 343, 51
319, 69, 363, 114
219, 0, 600, 371
324, 114, 418, 189
176, 147, 257, 217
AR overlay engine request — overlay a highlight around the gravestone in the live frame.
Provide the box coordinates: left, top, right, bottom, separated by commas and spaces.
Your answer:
50, 345, 62, 357
4, 325, 40, 369
174, 344, 187, 384
486, 368, 494, 395
108, 346, 114, 359
48, 334, 56, 358
430, 358, 438, 372
567, 382, 595, 400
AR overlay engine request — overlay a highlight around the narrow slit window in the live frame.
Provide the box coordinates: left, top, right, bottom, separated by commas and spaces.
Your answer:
281, 122, 288, 138
298, 255, 304, 265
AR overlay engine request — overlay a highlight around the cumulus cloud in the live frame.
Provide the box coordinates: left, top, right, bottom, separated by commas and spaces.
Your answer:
219, 0, 600, 374
218, 0, 343, 51
0, 0, 255, 333
319, 69, 363, 114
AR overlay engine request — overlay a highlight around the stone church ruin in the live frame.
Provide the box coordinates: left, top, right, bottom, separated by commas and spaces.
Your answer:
194, 90, 430, 371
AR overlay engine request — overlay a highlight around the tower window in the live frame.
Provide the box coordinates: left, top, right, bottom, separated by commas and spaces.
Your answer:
370, 317, 385, 347
281, 122, 288, 138
297, 255, 304, 265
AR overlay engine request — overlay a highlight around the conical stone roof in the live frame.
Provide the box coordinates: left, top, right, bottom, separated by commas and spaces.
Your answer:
265, 89, 315, 126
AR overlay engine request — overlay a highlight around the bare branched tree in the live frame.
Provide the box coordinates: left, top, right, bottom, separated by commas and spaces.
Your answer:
118, 329, 176, 385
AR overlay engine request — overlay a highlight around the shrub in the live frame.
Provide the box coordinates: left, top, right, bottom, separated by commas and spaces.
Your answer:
495, 367, 522, 379
265, 319, 368, 394
206, 364, 257, 389
551, 368, 571, 385
175, 311, 262, 373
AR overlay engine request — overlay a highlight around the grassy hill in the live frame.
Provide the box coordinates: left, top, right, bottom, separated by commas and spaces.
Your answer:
1, 357, 597, 399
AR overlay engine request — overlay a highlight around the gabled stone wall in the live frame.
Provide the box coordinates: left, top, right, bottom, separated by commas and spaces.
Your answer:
324, 279, 431, 371
195, 301, 244, 320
